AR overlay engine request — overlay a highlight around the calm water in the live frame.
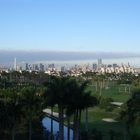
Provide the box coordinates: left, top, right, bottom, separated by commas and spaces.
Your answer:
42, 117, 73, 140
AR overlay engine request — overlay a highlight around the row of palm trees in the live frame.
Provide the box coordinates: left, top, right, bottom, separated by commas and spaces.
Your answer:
43, 76, 97, 140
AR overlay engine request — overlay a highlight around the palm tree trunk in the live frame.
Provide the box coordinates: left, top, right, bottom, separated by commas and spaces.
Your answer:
73, 112, 76, 140
58, 106, 64, 140
12, 124, 16, 140
96, 82, 98, 92
99, 82, 102, 96
67, 117, 70, 140
74, 110, 79, 140
125, 85, 127, 93
129, 86, 131, 94
73, 110, 77, 140
102, 81, 104, 89
29, 120, 32, 140
51, 106, 53, 140
85, 108, 88, 132
78, 110, 82, 140
123, 126, 128, 140
106, 80, 109, 89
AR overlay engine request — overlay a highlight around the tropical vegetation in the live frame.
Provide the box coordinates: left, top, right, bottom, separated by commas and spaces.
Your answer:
0, 71, 140, 140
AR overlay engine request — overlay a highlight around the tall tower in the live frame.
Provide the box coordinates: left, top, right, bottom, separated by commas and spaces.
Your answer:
14, 57, 17, 71
98, 58, 102, 70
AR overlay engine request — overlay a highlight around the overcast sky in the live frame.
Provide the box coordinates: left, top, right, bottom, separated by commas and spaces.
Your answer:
0, 0, 140, 53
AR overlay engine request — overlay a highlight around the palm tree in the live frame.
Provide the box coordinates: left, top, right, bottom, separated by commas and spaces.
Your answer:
133, 74, 140, 87
44, 76, 97, 140
3, 88, 22, 140
0, 89, 10, 138
21, 86, 42, 140
120, 88, 140, 139
43, 76, 70, 140
98, 74, 105, 96
92, 73, 98, 92
66, 113, 71, 140
65, 79, 97, 140
43, 80, 56, 140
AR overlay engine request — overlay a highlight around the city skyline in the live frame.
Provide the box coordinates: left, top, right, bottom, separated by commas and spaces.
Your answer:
0, 57, 137, 76
0, 0, 140, 52
0, 50, 140, 66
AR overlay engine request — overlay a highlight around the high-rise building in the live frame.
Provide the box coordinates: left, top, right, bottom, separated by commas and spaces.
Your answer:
14, 58, 17, 71
61, 66, 66, 72
92, 63, 97, 71
32, 64, 39, 71
39, 63, 44, 72
113, 63, 118, 68
98, 58, 102, 70
20, 62, 29, 71
25, 63, 29, 71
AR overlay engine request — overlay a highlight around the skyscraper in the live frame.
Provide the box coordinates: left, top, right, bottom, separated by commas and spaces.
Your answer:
14, 58, 17, 71
93, 63, 97, 71
98, 58, 102, 70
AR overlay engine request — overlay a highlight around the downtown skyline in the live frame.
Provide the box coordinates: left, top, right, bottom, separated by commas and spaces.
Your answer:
0, 50, 140, 67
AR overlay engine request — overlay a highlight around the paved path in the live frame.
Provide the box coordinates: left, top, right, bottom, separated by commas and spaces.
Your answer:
43, 108, 66, 119
102, 118, 118, 123
110, 102, 123, 106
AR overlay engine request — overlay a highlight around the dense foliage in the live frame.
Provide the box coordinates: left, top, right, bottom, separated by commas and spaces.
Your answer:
0, 71, 140, 140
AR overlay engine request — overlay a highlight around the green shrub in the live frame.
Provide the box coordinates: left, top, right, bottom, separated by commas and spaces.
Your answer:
99, 97, 114, 111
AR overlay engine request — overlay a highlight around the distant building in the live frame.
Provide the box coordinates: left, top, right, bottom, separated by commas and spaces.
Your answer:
98, 58, 102, 70
113, 64, 118, 68
39, 63, 45, 72
61, 66, 66, 72
108, 64, 112, 68
48, 64, 55, 69
14, 58, 17, 71
20, 62, 29, 71
32, 64, 39, 71
92, 63, 97, 71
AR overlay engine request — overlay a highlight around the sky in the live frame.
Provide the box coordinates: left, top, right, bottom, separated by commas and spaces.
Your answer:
0, 0, 140, 53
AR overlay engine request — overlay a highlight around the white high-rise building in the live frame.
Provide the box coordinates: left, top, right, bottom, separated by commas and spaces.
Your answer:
14, 58, 17, 71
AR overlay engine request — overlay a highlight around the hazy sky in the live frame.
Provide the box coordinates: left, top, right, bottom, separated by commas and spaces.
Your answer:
0, 0, 140, 52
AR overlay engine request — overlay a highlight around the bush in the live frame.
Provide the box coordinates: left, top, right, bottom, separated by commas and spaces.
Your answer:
99, 97, 114, 111
131, 133, 140, 140
80, 129, 102, 140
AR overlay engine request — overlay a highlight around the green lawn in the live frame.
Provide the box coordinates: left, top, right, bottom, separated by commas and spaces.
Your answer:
88, 81, 132, 102
81, 107, 124, 140
80, 81, 134, 139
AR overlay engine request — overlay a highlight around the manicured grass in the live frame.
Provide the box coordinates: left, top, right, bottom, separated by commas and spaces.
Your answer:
81, 107, 123, 140
87, 81, 132, 102
80, 81, 134, 139
87, 121, 123, 140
